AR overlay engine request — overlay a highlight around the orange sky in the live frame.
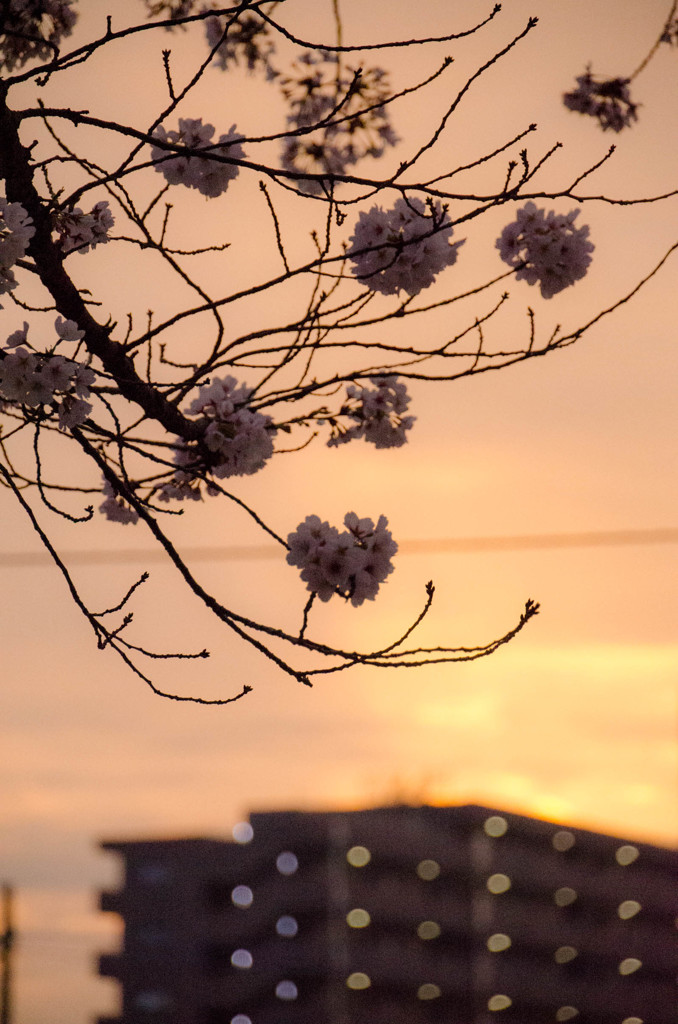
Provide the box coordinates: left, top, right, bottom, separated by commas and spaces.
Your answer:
1, 2, 677, 1021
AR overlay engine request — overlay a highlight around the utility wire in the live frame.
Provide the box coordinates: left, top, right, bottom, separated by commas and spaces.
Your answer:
0, 528, 676, 568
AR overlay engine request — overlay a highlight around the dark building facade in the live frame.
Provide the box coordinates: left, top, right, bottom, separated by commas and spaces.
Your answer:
97, 804, 677, 1024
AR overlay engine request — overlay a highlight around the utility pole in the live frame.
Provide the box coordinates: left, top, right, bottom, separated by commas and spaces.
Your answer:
0, 884, 13, 1024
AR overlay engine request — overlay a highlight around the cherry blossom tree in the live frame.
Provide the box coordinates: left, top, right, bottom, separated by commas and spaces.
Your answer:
0, 0, 676, 704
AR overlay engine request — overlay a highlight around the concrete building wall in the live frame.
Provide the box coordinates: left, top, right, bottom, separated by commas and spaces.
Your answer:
97, 805, 677, 1024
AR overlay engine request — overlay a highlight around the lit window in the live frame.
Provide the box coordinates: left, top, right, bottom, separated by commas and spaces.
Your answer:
552, 831, 575, 852
556, 1007, 579, 1021
231, 885, 253, 909
484, 816, 508, 838
232, 822, 253, 844
231, 949, 253, 969
553, 886, 577, 907
346, 908, 371, 929
276, 915, 298, 937
615, 845, 639, 867
276, 852, 298, 875
488, 994, 512, 1011
417, 921, 441, 940
275, 981, 298, 1001
346, 846, 371, 867
486, 933, 511, 953
417, 983, 441, 1000
554, 946, 578, 964
231, 1016, 252, 1024
416, 859, 440, 881
486, 873, 511, 895
346, 972, 371, 990
618, 900, 641, 920
621, 1018, 644, 1024
619, 958, 642, 976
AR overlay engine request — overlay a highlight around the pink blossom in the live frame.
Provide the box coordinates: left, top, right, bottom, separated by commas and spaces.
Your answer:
348, 197, 464, 296
287, 513, 396, 606
151, 119, 245, 198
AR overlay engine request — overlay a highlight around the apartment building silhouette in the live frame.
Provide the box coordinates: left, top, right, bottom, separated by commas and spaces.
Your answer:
97, 804, 677, 1024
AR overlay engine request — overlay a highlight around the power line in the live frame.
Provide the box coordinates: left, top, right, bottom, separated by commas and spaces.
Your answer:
0, 528, 676, 568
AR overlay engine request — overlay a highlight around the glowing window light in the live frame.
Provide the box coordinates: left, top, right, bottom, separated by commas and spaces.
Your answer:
621, 1018, 644, 1024
553, 886, 577, 907
231, 885, 253, 909
276, 915, 298, 937
554, 946, 578, 964
346, 846, 371, 868
346, 972, 371, 990
276, 851, 298, 875
231, 1017, 252, 1024
232, 822, 253, 844
417, 983, 441, 1000
484, 816, 508, 838
416, 859, 440, 881
619, 958, 642, 976
486, 873, 511, 895
615, 845, 639, 866
618, 900, 642, 920
231, 949, 253, 969
556, 1007, 579, 1021
552, 831, 576, 852
417, 920, 441, 940
346, 908, 371, 929
487, 933, 511, 952
275, 980, 298, 1001
488, 994, 512, 1011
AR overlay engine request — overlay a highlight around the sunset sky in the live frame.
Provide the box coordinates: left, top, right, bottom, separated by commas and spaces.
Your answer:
1, 2, 677, 1021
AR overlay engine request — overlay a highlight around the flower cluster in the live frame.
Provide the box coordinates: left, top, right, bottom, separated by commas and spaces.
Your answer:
54, 201, 114, 255
328, 376, 415, 449
279, 51, 398, 192
142, 0, 195, 23
0, 318, 94, 428
287, 512, 397, 606
100, 478, 139, 525
188, 376, 275, 477
0, 197, 34, 299
204, 10, 278, 78
158, 376, 276, 500
151, 118, 245, 198
563, 71, 638, 133
0, 0, 77, 71
348, 197, 464, 296
496, 202, 594, 299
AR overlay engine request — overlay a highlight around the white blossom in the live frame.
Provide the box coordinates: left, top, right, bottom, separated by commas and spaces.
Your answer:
0, 197, 35, 298
348, 197, 464, 296
57, 394, 92, 429
6, 322, 29, 348
0, 346, 39, 403
55, 201, 114, 255
187, 375, 275, 478
99, 479, 139, 525
151, 118, 245, 198
279, 53, 398, 193
328, 376, 415, 449
287, 512, 397, 606
0, 0, 77, 71
496, 201, 594, 299
54, 316, 85, 342
563, 72, 638, 133
0, 335, 95, 419
204, 11, 277, 78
